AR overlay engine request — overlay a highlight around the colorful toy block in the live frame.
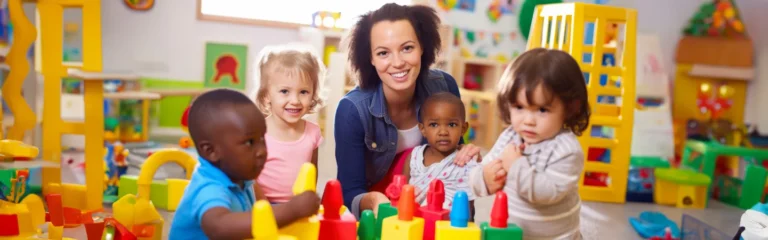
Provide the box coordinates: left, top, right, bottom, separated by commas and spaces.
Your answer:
654, 168, 711, 209
418, 179, 450, 240
166, 178, 189, 211
61, 183, 87, 210
280, 163, 320, 240
45, 193, 64, 226
357, 210, 376, 240
480, 192, 522, 240
435, 191, 480, 240
376, 174, 407, 238
318, 180, 356, 240
118, 175, 139, 200
149, 179, 168, 210
381, 185, 424, 240
0, 213, 20, 236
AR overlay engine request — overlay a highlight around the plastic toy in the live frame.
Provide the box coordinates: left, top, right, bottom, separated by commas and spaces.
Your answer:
252, 201, 297, 240
280, 163, 321, 240
480, 192, 523, 240
1, 0, 35, 142
434, 191, 480, 240
527, 2, 637, 204
653, 168, 711, 209
463, 73, 481, 90
417, 180, 450, 240
381, 185, 424, 240
311, 11, 341, 29
358, 210, 376, 240
629, 211, 680, 239
626, 157, 670, 203
683, 0, 745, 37
376, 174, 407, 237
317, 180, 356, 240
179, 105, 193, 148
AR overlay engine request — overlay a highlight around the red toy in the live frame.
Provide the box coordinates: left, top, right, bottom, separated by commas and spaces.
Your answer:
417, 179, 450, 240
318, 180, 356, 240
398, 185, 416, 221
0, 214, 19, 236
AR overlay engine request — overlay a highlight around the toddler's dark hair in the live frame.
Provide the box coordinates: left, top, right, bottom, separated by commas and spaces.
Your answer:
419, 92, 465, 122
497, 48, 591, 136
348, 3, 441, 90
188, 88, 261, 145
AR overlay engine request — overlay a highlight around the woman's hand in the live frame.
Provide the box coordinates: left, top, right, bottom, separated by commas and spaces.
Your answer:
454, 144, 483, 166
362, 191, 390, 217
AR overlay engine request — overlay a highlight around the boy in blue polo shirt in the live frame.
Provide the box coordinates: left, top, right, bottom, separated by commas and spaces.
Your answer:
169, 89, 320, 240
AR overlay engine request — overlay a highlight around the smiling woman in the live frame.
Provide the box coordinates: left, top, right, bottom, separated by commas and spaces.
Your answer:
197, 0, 413, 29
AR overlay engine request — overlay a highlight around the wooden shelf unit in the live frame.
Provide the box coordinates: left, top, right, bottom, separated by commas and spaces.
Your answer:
451, 57, 507, 150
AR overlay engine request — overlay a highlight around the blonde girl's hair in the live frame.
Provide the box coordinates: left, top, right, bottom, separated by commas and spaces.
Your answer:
248, 43, 328, 115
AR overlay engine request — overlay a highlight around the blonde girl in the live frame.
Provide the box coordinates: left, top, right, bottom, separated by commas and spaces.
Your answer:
248, 43, 326, 204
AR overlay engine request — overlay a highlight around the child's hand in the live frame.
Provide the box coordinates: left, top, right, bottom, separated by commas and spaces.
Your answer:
482, 159, 507, 194
455, 144, 483, 166
500, 143, 524, 171
288, 191, 321, 218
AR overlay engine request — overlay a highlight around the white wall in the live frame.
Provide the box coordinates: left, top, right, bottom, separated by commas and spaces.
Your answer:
98, 0, 768, 132
101, 0, 298, 83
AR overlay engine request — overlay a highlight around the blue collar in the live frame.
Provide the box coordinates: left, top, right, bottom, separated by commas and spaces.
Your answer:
196, 156, 255, 190
369, 84, 388, 119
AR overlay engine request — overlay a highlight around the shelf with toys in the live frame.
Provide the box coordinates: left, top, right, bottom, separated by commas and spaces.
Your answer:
451, 56, 506, 151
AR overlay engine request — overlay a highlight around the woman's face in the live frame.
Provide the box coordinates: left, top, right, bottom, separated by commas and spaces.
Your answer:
370, 20, 423, 94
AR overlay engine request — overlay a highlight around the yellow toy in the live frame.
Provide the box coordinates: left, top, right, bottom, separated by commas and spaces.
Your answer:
381, 185, 424, 240
279, 163, 320, 240
251, 201, 298, 240
435, 191, 480, 240
527, 2, 637, 203
0, 139, 39, 161
653, 168, 711, 209
1, 0, 36, 142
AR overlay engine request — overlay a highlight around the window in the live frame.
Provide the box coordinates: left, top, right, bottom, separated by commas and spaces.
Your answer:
198, 0, 414, 29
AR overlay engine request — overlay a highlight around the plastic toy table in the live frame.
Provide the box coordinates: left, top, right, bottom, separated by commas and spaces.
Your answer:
654, 168, 711, 209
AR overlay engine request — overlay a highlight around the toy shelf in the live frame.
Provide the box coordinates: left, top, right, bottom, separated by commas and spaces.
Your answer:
67, 69, 140, 81
451, 57, 506, 151
104, 91, 161, 100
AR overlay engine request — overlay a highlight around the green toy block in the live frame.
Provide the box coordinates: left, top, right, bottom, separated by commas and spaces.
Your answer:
480, 222, 523, 240
150, 180, 169, 209
118, 175, 139, 199
374, 203, 398, 239
0, 169, 16, 197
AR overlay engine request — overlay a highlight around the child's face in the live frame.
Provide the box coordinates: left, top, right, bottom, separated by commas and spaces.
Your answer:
419, 101, 468, 155
208, 104, 268, 182
509, 84, 566, 144
265, 73, 314, 123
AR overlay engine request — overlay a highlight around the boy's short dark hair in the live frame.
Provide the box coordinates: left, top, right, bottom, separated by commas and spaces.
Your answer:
420, 92, 466, 121
348, 3, 441, 90
187, 88, 257, 145
497, 48, 591, 136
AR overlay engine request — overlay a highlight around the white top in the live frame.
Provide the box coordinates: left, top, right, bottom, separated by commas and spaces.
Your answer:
470, 126, 585, 240
408, 144, 477, 209
396, 125, 422, 154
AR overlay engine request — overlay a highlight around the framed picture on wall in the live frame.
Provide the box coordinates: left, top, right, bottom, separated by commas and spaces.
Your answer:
204, 42, 248, 90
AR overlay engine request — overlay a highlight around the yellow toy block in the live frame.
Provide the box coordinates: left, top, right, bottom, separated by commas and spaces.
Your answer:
0, 140, 39, 159
20, 194, 46, 228
279, 163, 320, 240
48, 222, 64, 239
654, 168, 711, 209
15, 204, 35, 236
61, 183, 87, 210
434, 221, 481, 240
166, 179, 189, 211
380, 216, 425, 240
112, 194, 137, 227
251, 201, 298, 240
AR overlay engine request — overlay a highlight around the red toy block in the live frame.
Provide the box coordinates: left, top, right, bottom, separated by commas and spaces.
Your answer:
0, 214, 20, 236
82, 212, 107, 240
45, 194, 64, 226
106, 218, 137, 240
63, 207, 82, 227
418, 179, 450, 240
319, 180, 356, 240
490, 191, 509, 228
385, 175, 408, 206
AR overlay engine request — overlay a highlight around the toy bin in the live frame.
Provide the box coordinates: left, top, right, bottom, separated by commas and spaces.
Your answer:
626, 157, 670, 203
654, 168, 711, 209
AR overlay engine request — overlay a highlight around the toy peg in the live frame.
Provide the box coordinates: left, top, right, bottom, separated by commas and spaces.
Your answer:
398, 185, 415, 221
252, 201, 280, 240
381, 184, 424, 240
385, 175, 407, 206
357, 210, 376, 240
318, 180, 356, 240
434, 191, 481, 240
480, 191, 522, 240
292, 163, 317, 195
321, 180, 343, 220
418, 179, 450, 240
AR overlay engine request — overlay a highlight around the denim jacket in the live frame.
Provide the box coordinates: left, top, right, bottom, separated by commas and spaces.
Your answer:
334, 69, 461, 218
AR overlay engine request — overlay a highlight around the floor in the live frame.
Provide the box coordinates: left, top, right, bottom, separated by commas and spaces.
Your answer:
57, 142, 746, 239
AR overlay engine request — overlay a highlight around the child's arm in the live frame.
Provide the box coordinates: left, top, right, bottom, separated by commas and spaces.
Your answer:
253, 184, 267, 201
200, 191, 320, 239
507, 138, 584, 204
402, 151, 413, 182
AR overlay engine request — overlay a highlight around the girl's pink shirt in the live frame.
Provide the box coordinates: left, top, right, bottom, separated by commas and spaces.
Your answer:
257, 121, 323, 203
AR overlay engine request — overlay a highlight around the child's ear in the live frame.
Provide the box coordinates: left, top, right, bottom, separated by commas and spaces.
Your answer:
198, 140, 218, 163
461, 122, 469, 136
